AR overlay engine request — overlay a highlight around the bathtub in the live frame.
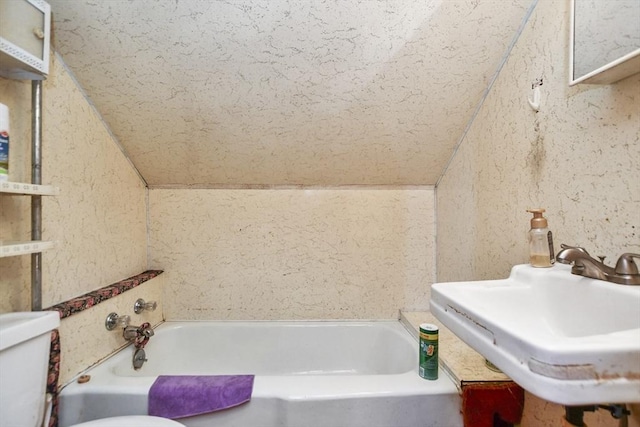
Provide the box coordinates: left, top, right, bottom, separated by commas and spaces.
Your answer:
58, 321, 462, 427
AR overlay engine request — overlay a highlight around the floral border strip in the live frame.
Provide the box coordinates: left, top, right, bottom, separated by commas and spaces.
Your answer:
45, 270, 163, 319
47, 329, 61, 427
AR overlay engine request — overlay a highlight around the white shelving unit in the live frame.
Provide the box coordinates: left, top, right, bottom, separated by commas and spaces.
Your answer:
1, 181, 59, 196
0, 240, 55, 258
0, 180, 59, 258
1, 1, 53, 310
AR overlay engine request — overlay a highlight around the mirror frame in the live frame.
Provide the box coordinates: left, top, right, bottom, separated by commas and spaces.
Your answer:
569, 0, 640, 86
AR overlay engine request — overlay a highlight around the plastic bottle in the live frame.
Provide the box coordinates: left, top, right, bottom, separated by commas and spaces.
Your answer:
527, 208, 555, 267
0, 103, 8, 182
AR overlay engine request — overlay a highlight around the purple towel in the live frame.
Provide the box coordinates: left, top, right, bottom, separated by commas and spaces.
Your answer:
148, 375, 254, 419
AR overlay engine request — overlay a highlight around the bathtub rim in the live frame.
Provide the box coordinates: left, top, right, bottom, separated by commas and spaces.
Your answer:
58, 319, 461, 425
62, 318, 422, 386
60, 319, 458, 398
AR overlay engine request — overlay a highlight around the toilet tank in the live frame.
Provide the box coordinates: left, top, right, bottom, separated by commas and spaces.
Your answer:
0, 311, 60, 427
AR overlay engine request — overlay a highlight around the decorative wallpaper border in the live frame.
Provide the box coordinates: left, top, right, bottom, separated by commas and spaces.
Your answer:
43, 270, 163, 427
47, 329, 61, 427
45, 270, 163, 319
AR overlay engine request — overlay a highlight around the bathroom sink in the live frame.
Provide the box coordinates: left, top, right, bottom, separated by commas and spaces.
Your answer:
430, 264, 640, 405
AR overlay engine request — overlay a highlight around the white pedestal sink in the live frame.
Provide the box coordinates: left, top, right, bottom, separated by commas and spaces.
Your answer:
430, 264, 640, 405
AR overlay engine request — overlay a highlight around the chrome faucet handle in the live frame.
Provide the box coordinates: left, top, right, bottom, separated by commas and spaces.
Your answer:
105, 313, 131, 331
614, 253, 640, 275
134, 298, 157, 314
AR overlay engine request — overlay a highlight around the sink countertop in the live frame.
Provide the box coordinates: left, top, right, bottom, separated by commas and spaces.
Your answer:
400, 311, 511, 386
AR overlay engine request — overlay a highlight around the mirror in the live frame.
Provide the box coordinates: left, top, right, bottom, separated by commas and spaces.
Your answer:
570, 0, 640, 85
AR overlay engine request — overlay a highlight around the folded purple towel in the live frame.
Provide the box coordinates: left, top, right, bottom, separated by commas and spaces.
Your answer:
148, 375, 254, 419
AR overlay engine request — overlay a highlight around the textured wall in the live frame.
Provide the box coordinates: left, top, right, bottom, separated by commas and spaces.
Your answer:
150, 188, 434, 320
436, 0, 640, 283
0, 52, 147, 311
435, 0, 640, 425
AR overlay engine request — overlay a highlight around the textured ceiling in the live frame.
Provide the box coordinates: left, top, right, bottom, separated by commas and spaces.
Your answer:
48, 0, 532, 187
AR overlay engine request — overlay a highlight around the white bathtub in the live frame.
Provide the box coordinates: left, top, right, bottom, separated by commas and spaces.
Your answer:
59, 321, 462, 427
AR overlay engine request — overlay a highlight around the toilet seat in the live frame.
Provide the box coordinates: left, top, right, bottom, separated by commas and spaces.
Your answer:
71, 415, 185, 426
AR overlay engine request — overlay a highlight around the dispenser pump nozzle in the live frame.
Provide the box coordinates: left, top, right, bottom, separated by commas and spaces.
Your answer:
527, 208, 548, 229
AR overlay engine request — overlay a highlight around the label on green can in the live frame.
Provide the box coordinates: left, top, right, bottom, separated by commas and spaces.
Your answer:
419, 323, 438, 380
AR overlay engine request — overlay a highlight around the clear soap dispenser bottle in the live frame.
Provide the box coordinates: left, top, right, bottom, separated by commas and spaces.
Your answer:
527, 209, 555, 267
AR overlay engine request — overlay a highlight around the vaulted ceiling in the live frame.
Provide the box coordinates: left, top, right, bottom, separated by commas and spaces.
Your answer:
47, 0, 532, 187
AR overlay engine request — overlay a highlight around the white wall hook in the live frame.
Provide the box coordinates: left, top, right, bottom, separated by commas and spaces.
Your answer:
528, 86, 540, 112
528, 78, 543, 112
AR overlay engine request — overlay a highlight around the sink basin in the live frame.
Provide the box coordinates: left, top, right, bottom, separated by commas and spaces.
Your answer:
430, 264, 640, 405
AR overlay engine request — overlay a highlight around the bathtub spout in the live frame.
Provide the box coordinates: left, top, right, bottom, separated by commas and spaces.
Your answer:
123, 323, 154, 342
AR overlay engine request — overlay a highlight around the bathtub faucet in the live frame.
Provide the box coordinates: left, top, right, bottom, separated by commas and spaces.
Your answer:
124, 323, 154, 370
123, 322, 154, 347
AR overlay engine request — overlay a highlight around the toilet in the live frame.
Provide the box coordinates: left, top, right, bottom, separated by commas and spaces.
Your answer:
71, 416, 183, 426
0, 311, 184, 427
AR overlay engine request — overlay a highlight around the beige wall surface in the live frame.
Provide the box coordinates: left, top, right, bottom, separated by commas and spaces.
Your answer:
149, 188, 435, 320
436, 0, 639, 425
0, 52, 147, 311
437, 0, 640, 283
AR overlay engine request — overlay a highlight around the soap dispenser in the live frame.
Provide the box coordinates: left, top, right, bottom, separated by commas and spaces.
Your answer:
527, 209, 555, 267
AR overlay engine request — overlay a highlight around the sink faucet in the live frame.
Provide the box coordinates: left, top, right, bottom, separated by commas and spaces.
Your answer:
556, 244, 640, 286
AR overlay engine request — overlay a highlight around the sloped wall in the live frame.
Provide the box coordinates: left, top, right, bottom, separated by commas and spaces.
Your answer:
437, 0, 639, 283
0, 52, 147, 311
436, 0, 640, 425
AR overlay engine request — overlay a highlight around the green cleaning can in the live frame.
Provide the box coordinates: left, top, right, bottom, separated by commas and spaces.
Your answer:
419, 323, 438, 380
